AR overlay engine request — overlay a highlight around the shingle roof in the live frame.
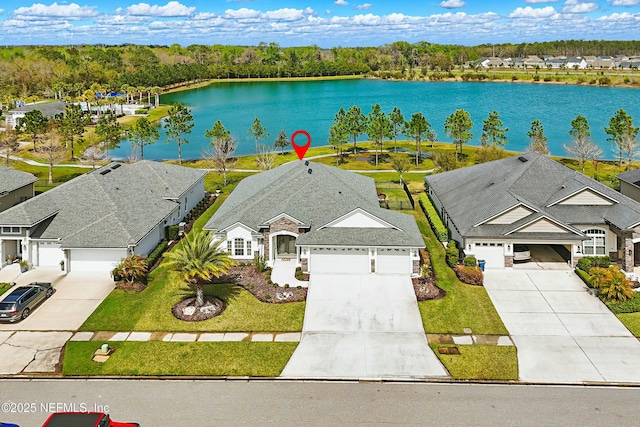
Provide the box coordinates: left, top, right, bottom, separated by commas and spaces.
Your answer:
425, 153, 640, 239
0, 166, 37, 194
8, 101, 67, 118
0, 161, 206, 249
618, 169, 640, 188
205, 161, 423, 247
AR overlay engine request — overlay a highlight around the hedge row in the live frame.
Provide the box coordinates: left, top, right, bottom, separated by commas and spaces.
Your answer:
576, 256, 611, 272
418, 193, 448, 242
146, 239, 168, 269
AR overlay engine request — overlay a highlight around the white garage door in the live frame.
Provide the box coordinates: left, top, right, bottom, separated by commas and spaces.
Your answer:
474, 244, 505, 269
310, 247, 369, 274
377, 248, 410, 275
70, 249, 126, 273
38, 242, 65, 267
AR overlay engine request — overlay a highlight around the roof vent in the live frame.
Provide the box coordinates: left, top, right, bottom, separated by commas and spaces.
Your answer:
307, 168, 312, 174
111, 164, 122, 170
99, 169, 111, 175
518, 156, 528, 163
304, 160, 309, 166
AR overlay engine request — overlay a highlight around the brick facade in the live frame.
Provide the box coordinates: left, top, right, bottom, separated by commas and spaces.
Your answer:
263, 217, 304, 261
301, 258, 308, 273
412, 259, 420, 275
505, 256, 513, 268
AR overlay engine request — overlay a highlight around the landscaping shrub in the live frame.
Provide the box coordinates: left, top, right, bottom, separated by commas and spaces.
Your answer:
146, 239, 168, 269
419, 248, 432, 278
295, 267, 304, 281
418, 193, 448, 242
446, 240, 459, 268
112, 255, 148, 284
575, 268, 592, 287
254, 254, 267, 273
606, 293, 640, 314
454, 265, 483, 286
463, 256, 477, 267
166, 225, 179, 241
589, 266, 634, 302
577, 256, 610, 272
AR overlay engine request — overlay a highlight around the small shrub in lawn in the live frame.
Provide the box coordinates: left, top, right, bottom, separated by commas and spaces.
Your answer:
463, 256, 477, 267
265, 294, 271, 300
590, 266, 634, 302
273, 283, 278, 288
454, 265, 483, 286
295, 267, 304, 280
297, 286, 302, 290
248, 284, 254, 290
446, 240, 459, 268
254, 254, 267, 273
284, 284, 290, 288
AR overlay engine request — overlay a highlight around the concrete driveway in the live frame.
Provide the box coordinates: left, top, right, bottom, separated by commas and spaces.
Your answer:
485, 269, 640, 383
281, 274, 448, 379
0, 265, 113, 374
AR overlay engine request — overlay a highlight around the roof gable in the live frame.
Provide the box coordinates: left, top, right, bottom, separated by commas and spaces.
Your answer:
506, 216, 581, 235
320, 208, 396, 229
481, 203, 536, 226
548, 187, 617, 207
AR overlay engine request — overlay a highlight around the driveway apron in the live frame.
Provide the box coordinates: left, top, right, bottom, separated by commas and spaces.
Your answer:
484, 270, 640, 383
281, 274, 448, 379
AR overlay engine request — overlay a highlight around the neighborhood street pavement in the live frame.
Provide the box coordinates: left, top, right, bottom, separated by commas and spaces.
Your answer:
281, 274, 448, 379
484, 269, 640, 383
0, 265, 113, 374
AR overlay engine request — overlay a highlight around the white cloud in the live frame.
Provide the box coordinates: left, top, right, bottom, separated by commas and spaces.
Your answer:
334, 0, 348, 5
525, 0, 557, 3
126, 1, 195, 17
562, 0, 599, 13
326, 9, 331, 14
440, 0, 466, 9
355, 3, 372, 10
13, 2, 98, 20
610, 0, 640, 5
263, 8, 313, 21
223, 8, 261, 19
0, 9, 4, 14
509, 6, 557, 18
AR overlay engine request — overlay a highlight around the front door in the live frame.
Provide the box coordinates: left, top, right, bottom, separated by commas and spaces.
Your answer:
276, 235, 296, 258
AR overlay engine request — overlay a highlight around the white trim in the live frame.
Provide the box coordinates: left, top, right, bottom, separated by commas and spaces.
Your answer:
473, 202, 538, 227
505, 215, 583, 235
217, 221, 257, 234
261, 212, 304, 226
319, 207, 398, 230
547, 187, 618, 207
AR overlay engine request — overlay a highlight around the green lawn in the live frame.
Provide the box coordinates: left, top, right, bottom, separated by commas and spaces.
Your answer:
431, 344, 518, 380
63, 341, 297, 376
616, 313, 640, 336
411, 195, 509, 335
0, 282, 12, 297
79, 184, 305, 333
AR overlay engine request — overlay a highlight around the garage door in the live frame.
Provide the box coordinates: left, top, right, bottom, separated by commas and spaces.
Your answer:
474, 244, 505, 269
38, 242, 64, 267
377, 248, 410, 275
310, 247, 369, 274
70, 249, 126, 273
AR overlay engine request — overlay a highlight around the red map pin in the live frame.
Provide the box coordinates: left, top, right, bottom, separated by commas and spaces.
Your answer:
291, 130, 311, 160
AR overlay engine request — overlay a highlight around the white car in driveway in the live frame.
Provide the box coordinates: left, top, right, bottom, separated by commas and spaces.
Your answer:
513, 245, 531, 262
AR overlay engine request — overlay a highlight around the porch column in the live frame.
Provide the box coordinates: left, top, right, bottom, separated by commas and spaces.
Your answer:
624, 236, 634, 272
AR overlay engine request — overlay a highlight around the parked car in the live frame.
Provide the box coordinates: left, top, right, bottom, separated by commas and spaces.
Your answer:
0, 282, 54, 322
41, 412, 139, 427
513, 245, 531, 261
1, 422, 21, 427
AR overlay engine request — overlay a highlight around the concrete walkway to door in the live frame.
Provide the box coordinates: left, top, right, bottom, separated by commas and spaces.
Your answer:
484, 270, 640, 383
271, 259, 309, 288
281, 274, 449, 379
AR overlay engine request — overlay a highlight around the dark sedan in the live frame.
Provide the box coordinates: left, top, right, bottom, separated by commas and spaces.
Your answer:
0, 282, 54, 322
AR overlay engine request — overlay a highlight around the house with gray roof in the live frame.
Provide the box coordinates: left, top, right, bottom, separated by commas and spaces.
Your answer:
0, 161, 207, 274
0, 167, 37, 265
204, 161, 424, 276
5, 101, 67, 130
425, 153, 640, 270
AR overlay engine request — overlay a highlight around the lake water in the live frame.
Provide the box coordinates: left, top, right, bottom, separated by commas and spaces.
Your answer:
111, 79, 640, 161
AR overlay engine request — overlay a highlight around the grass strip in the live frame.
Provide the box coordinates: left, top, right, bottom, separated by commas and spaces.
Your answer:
63, 341, 297, 377
431, 344, 518, 380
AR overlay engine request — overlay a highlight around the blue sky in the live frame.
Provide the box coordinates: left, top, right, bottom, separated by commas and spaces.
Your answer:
0, 0, 639, 46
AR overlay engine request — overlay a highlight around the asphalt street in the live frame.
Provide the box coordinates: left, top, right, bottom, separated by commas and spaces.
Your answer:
1, 380, 640, 427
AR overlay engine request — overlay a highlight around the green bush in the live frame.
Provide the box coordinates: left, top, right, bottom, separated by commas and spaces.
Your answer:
254, 254, 267, 273
295, 267, 304, 280
575, 268, 592, 287
166, 225, 179, 241
606, 293, 640, 314
146, 239, 168, 268
577, 256, 611, 272
418, 193, 448, 242
134, 108, 148, 114
446, 240, 459, 268
463, 256, 477, 267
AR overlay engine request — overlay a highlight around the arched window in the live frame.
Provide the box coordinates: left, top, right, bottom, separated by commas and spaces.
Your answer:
582, 229, 606, 255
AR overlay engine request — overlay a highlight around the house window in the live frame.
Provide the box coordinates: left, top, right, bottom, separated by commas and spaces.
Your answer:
583, 229, 606, 255
234, 238, 244, 256
1, 227, 19, 234
227, 240, 232, 254
246, 240, 252, 254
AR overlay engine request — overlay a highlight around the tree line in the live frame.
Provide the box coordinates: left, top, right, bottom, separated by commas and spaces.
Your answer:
3, 40, 640, 103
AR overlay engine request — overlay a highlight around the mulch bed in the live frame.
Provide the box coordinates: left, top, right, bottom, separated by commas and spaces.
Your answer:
215, 265, 307, 303
172, 296, 226, 322
412, 276, 446, 301
115, 281, 147, 292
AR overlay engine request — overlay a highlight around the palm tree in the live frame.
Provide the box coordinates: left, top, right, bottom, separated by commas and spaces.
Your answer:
163, 230, 236, 307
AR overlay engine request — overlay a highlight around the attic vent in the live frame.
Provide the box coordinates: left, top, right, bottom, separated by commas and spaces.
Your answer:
518, 156, 528, 163
307, 168, 312, 174
304, 160, 309, 166
99, 169, 111, 175
111, 164, 122, 170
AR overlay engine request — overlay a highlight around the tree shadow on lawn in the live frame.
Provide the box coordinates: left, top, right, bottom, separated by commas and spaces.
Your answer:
175, 283, 243, 306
